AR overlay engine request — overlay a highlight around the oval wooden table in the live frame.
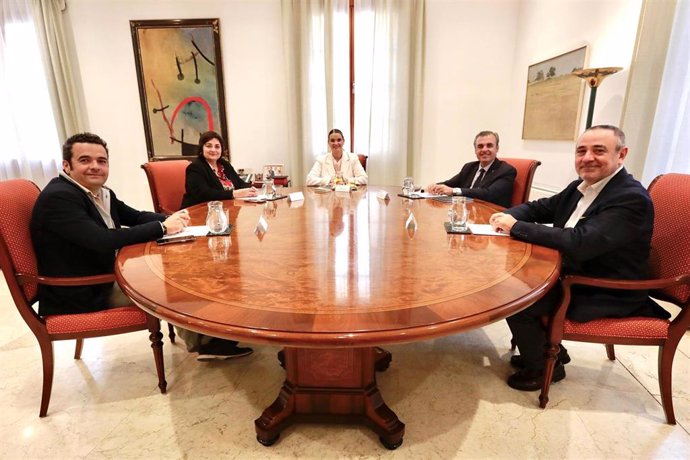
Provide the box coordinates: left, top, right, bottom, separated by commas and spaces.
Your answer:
116, 186, 560, 449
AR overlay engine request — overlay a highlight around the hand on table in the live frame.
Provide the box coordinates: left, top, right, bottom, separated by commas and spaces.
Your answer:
489, 212, 517, 234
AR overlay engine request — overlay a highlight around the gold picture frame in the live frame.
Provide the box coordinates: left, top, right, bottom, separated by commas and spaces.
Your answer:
130, 18, 229, 160
522, 46, 588, 140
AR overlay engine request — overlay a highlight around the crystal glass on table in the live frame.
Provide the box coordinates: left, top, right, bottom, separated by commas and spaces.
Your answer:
206, 201, 229, 234
447, 196, 468, 231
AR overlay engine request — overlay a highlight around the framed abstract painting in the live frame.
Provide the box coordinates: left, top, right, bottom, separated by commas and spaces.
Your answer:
130, 18, 229, 160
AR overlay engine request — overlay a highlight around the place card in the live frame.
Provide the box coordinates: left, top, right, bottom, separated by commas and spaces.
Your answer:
288, 191, 304, 202
376, 190, 390, 200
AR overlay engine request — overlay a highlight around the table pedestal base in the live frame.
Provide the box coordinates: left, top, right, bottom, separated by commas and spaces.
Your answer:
255, 347, 404, 449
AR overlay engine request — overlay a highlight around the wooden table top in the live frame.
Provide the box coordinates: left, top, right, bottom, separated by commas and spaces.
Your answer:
116, 186, 561, 347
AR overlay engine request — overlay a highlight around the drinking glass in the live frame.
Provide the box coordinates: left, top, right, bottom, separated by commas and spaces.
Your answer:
206, 201, 229, 234
448, 196, 468, 230
262, 178, 276, 199
402, 177, 414, 196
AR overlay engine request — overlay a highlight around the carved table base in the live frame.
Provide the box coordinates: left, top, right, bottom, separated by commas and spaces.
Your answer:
255, 347, 404, 449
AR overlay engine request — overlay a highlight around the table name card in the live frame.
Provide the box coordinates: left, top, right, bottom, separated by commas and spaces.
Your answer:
288, 191, 304, 202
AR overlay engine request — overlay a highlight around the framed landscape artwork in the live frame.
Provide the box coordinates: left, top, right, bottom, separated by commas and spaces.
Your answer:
130, 19, 229, 160
522, 46, 588, 140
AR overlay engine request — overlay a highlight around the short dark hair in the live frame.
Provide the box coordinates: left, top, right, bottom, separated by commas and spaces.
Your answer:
474, 130, 499, 148
197, 131, 226, 158
585, 125, 626, 151
62, 132, 109, 163
328, 128, 345, 144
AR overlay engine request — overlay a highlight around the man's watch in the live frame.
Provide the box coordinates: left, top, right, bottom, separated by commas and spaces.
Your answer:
452, 187, 462, 196
159, 221, 167, 235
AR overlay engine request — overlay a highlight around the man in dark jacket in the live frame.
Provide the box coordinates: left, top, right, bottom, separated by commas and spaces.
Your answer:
490, 125, 669, 391
427, 130, 516, 208
31, 132, 251, 360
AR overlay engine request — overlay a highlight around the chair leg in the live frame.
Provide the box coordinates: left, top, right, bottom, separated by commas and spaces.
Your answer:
38, 339, 55, 417
168, 323, 176, 343
539, 342, 560, 409
147, 316, 167, 394
658, 344, 677, 424
605, 344, 616, 361
74, 338, 84, 360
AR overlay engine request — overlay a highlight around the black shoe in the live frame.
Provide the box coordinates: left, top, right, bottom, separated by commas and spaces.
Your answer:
197, 340, 253, 361
510, 349, 571, 369
507, 363, 566, 392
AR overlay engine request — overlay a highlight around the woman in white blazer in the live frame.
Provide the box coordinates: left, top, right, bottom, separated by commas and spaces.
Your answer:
306, 129, 368, 186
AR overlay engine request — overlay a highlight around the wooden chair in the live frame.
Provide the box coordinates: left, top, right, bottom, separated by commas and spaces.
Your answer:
539, 173, 690, 424
501, 157, 541, 206
357, 154, 368, 172
141, 160, 190, 342
0, 179, 166, 417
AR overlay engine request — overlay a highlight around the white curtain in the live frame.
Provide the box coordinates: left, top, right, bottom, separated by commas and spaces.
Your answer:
353, 0, 424, 186
282, 0, 350, 186
31, 0, 87, 141
641, 0, 690, 185
282, 0, 424, 186
0, 0, 61, 187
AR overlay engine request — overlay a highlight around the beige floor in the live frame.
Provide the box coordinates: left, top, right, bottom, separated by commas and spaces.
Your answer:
2, 274, 690, 459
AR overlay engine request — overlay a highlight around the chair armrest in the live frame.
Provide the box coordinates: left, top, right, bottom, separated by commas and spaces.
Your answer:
561, 273, 690, 291
16, 273, 117, 286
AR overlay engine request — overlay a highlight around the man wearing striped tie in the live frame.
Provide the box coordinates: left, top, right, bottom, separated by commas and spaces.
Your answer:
426, 130, 517, 208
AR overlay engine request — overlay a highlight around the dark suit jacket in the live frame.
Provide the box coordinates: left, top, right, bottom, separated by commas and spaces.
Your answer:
440, 159, 516, 208
180, 157, 250, 208
505, 168, 669, 322
30, 176, 166, 316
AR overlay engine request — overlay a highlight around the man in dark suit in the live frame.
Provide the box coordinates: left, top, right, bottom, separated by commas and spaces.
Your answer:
31, 132, 252, 360
490, 125, 669, 391
427, 130, 516, 208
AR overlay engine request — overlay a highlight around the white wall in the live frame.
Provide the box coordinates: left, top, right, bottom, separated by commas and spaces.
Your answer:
418, 0, 519, 188
65, 0, 288, 209
504, 0, 643, 193
65, 0, 644, 206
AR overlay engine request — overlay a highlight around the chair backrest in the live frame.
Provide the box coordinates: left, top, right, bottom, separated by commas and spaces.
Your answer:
0, 179, 42, 321
140, 160, 190, 213
648, 173, 690, 305
501, 157, 541, 207
357, 154, 368, 172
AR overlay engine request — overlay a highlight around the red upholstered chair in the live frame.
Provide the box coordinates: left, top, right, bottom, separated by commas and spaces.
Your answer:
0, 179, 166, 417
141, 160, 190, 342
357, 154, 368, 172
141, 160, 190, 214
539, 173, 690, 424
501, 157, 541, 206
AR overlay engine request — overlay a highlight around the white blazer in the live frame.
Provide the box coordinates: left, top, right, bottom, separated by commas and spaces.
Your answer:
306, 152, 368, 186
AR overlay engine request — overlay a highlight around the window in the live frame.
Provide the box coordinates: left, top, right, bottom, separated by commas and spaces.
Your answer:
0, 5, 60, 186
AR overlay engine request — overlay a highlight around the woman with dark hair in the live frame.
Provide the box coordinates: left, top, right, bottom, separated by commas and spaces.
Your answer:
180, 131, 257, 208
306, 128, 368, 186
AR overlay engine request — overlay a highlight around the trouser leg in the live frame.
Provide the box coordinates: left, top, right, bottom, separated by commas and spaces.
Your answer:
174, 328, 238, 353
506, 286, 561, 371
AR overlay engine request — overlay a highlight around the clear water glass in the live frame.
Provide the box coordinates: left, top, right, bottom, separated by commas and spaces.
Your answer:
402, 177, 414, 196
206, 201, 229, 234
262, 179, 276, 199
448, 196, 468, 230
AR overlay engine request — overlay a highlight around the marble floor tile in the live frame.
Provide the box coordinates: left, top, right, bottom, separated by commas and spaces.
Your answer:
1, 274, 690, 459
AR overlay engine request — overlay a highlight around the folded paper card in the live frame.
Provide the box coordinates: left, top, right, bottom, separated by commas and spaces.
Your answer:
288, 191, 304, 202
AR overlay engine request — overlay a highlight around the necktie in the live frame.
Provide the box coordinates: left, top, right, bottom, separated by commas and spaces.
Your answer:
472, 168, 486, 188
